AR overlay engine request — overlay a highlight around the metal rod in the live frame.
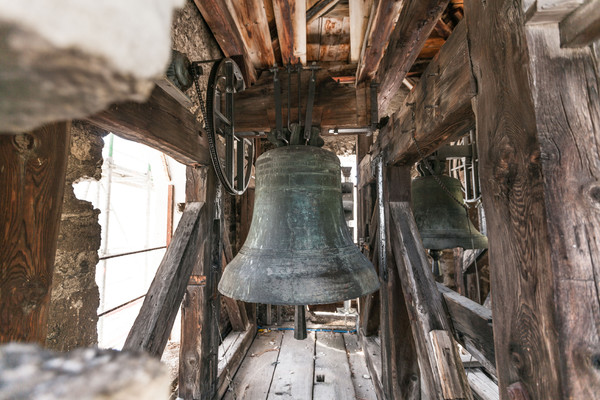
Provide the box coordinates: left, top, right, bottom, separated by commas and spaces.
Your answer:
287, 64, 291, 131
97, 294, 145, 318
99, 245, 167, 261
303, 65, 317, 142
297, 65, 302, 126
294, 305, 307, 340
376, 156, 388, 281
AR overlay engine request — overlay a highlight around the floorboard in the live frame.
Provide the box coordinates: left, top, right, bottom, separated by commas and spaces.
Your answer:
313, 332, 357, 400
267, 330, 316, 399
343, 334, 378, 400
223, 330, 283, 400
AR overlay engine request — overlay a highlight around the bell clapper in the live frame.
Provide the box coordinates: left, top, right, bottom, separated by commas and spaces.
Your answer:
429, 249, 443, 277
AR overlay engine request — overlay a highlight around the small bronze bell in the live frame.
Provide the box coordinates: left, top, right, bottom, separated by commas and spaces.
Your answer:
411, 164, 488, 251
219, 145, 379, 305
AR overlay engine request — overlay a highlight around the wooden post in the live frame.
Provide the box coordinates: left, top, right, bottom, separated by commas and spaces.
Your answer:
465, 0, 600, 397
0, 122, 71, 343
179, 166, 222, 400
387, 177, 473, 399
377, 165, 421, 400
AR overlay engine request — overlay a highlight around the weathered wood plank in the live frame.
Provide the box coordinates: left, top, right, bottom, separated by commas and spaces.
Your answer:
344, 333, 379, 400
360, 334, 385, 400
273, 0, 307, 65
389, 201, 472, 399
179, 166, 222, 400
314, 332, 357, 399
319, 17, 351, 62
86, 86, 211, 166
227, 0, 275, 68
0, 122, 70, 343
525, 0, 584, 24
123, 202, 203, 357
193, 0, 257, 83
437, 283, 496, 377
467, 369, 499, 400
223, 330, 283, 399
349, 0, 373, 63
307, 0, 342, 23
376, 0, 450, 114
267, 330, 316, 399
216, 327, 257, 400
559, 0, 600, 47
356, 0, 403, 83
234, 69, 367, 132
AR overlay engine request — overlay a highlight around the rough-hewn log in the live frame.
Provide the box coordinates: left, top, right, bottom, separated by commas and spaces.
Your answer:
389, 200, 472, 399
227, 0, 275, 69
179, 166, 222, 400
86, 86, 211, 166
0, 122, 70, 343
356, 0, 404, 83
273, 0, 307, 65
559, 0, 600, 48
193, 0, 257, 84
437, 283, 496, 377
123, 202, 204, 357
466, 0, 600, 397
376, 0, 450, 114
358, 21, 475, 188
234, 69, 370, 132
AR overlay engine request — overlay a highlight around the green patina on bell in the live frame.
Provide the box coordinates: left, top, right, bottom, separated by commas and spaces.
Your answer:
411, 166, 488, 251
218, 145, 379, 305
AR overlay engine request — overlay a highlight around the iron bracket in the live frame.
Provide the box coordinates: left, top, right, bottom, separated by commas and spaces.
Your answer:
303, 63, 319, 141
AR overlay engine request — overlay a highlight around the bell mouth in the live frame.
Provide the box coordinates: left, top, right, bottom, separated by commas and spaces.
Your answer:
218, 245, 379, 305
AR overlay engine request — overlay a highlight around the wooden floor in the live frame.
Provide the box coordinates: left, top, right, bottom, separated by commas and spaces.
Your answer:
220, 329, 378, 400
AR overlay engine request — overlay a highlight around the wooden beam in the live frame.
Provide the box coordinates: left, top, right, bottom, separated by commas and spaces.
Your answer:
221, 232, 249, 331
234, 69, 369, 132
122, 202, 204, 357
193, 0, 257, 84
227, 0, 275, 68
179, 166, 221, 400
379, 166, 420, 399
215, 327, 257, 399
86, 86, 211, 167
307, 0, 342, 24
466, 0, 600, 397
559, 0, 600, 47
0, 122, 70, 343
358, 20, 475, 189
525, 0, 584, 24
376, 0, 450, 114
273, 0, 307, 64
359, 334, 385, 399
349, 0, 373, 63
437, 283, 496, 377
355, 0, 404, 83
388, 200, 472, 399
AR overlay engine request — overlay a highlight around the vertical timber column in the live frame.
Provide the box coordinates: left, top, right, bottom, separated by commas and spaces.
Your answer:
465, 0, 600, 397
179, 166, 222, 400
379, 165, 420, 399
0, 122, 71, 343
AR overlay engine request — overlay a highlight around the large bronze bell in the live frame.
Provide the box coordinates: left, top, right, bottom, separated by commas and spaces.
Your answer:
412, 173, 488, 251
218, 145, 379, 305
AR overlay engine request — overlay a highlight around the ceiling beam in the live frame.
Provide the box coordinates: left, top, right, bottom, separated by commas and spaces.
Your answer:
307, 0, 342, 24
86, 86, 212, 166
349, 0, 373, 63
227, 0, 276, 69
376, 0, 450, 115
559, 0, 600, 48
355, 0, 404, 84
194, 0, 257, 84
359, 21, 475, 187
273, 0, 308, 65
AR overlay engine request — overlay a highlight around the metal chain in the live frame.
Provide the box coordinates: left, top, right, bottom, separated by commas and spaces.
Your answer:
191, 67, 209, 129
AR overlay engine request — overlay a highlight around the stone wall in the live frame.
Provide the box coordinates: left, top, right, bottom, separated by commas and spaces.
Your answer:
46, 122, 105, 351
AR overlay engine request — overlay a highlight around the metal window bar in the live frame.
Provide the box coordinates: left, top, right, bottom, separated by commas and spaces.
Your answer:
98, 295, 146, 318
99, 245, 167, 261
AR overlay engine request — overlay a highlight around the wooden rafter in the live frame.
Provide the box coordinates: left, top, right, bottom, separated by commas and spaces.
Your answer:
355, 0, 404, 83
349, 0, 373, 63
376, 0, 450, 115
227, 0, 275, 69
193, 0, 257, 84
307, 0, 342, 24
273, 0, 307, 65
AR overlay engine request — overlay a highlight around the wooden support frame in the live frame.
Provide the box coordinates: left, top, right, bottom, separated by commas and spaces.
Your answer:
123, 202, 204, 357
388, 191, 472, 398
272, 0, 307, 65
466, 0, 600, 397
86, 86, 211, 166
0, 122, 71, 343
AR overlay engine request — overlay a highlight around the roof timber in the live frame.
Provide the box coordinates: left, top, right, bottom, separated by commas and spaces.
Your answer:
376, 0, 450, 115
273, 0, 308, 65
